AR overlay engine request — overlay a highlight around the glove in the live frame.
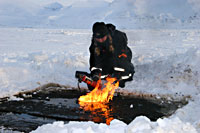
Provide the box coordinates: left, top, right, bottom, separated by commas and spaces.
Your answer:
112, 72, 121, 80
91, 69, 102, 81
112, 72, 126, 88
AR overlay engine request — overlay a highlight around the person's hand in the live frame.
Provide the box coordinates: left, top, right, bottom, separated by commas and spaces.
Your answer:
112, 72, 126, 87
91, 69, 101, 81
112, 72, 121, 80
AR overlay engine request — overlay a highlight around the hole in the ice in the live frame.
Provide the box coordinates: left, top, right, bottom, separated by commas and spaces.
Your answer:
0, 85, 188, 133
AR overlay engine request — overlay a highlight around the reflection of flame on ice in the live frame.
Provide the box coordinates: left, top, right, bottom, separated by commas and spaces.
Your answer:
79, 102, 114, 125
78, 77, 119, 125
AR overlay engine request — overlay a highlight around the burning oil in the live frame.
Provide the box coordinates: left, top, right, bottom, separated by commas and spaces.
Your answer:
0, 86, 187, 133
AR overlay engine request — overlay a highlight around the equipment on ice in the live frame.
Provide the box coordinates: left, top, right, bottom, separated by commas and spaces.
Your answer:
75, 71, 101, 89
75, 71, 121, 90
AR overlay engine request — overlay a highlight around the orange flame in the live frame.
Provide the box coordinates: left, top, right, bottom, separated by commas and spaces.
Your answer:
78, 77, 119, 103
78, 77, 119, 125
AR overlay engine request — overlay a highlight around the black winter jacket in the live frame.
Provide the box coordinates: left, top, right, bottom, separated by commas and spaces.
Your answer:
89, 24, 134, 79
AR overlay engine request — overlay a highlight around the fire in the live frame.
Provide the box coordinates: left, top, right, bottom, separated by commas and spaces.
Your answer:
79, 102, 114, 125
78, 77, 119, 125
78, 77, 119, 103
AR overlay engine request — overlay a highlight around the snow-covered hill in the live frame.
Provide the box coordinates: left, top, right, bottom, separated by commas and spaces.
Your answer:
1, 0, 200, 29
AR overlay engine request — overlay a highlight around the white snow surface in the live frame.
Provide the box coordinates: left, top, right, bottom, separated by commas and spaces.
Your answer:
1, 0, 200, 29
0, 0, 200, 133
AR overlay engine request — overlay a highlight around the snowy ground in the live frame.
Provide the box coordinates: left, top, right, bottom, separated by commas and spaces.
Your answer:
0, 28, 200, 132
1, 0, 200, 132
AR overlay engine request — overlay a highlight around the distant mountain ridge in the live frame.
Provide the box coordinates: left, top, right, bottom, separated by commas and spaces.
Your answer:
0, 0, 200, 29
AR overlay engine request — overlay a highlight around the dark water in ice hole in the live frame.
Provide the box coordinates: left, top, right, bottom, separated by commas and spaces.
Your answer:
0, 87, 187, 133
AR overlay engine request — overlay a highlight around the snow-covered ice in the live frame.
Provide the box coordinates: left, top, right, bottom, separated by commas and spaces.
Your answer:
1, 0, 200, 132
